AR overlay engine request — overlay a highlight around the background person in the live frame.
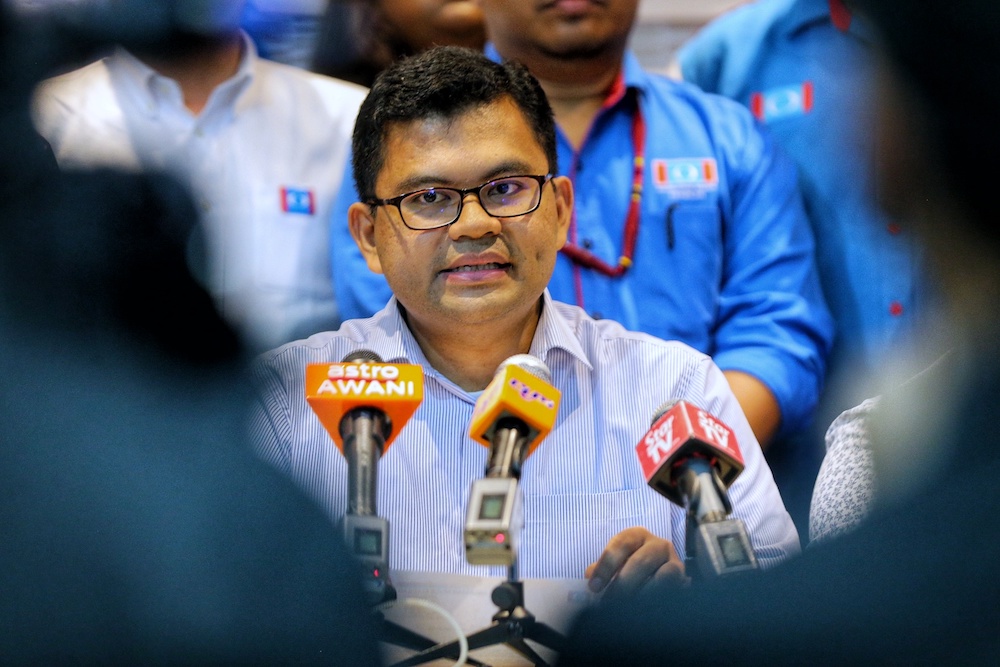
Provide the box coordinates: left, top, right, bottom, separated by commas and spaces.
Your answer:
676, 0, 937, 536
31, 0, 367, 354
312, 0, 486, 87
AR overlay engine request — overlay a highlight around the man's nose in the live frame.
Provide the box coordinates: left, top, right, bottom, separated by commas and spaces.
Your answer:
448, 192, 502, 240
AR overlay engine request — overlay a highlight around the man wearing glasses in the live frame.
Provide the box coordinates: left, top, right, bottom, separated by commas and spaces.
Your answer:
249, 46, 799, 592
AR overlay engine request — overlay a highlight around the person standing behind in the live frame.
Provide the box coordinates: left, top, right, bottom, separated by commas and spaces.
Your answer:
241, 0, 331, 68
311, 0, 485, 87
32, 0, 367, 354
677, 0, 932, 435
0, 8, 380, 661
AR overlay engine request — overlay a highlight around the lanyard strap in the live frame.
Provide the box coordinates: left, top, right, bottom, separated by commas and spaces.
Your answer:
559, 95, 646, 279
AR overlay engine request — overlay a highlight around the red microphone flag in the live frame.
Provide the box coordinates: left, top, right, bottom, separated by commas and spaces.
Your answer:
635, 400, 745, 506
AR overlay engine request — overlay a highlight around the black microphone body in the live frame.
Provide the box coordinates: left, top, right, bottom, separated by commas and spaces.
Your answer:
341, 406, 389, 517
484, 416, 532, 480
676, 457, 731, 525
338, 350, 394, 604
637, 400, 758, 579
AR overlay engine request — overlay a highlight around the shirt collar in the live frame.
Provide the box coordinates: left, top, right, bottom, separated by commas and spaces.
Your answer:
366, 290, 593, 385
109, 30, 257, 118
529, 290, 593, 372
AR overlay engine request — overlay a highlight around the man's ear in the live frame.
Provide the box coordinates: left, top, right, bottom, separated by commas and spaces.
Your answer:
347, 201, 384, 275
551, 175, 574, 249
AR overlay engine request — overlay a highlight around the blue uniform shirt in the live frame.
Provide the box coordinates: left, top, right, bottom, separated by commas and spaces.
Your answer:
329, 47, 833, 437
678, 0, 930, 380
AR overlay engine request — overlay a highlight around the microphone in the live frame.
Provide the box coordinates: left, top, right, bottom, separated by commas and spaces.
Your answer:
305, 350, 424, 602
634, 400, 759, 579
464, 354, 560, 565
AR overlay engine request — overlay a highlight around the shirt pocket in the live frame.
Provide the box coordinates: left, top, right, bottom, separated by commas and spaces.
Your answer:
519, 487, 672, 579
251, 183, 333, 297
634, 200, 724, 346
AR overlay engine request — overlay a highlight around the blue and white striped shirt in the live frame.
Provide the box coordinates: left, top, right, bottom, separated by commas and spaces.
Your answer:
248, 292, 800, 580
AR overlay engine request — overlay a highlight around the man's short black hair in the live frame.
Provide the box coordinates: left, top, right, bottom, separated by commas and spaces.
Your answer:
351, 46, 557, 202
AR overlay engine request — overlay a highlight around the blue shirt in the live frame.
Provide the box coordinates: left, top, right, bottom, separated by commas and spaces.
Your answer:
330, 49, 834, 437
678, 0, 930, 378
247, 292, 801, 580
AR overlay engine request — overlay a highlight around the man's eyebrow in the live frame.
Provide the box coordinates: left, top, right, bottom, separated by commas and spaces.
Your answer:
390, 161, 540, 193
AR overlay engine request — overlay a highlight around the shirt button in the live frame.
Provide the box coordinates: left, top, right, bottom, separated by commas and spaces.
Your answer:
887, 222, 902, 235
591, 311, 603, 319
199, 199, 211, 212
582, 238, 593, 249
889, 301, 904, 316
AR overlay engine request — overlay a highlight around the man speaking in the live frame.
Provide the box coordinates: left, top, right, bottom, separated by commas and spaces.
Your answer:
247, 46, 798, 592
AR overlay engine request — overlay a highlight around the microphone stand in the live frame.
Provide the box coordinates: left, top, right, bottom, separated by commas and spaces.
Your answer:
388, 560, 566, 667
370, 586, 485, 667
370, 565, 494, 667
678, 460, 758, 580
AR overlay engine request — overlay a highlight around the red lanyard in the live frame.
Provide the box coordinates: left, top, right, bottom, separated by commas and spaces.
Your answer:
559, 92, 646, 279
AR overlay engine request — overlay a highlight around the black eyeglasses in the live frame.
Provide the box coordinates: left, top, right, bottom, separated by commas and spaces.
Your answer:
366, 174, 553, 230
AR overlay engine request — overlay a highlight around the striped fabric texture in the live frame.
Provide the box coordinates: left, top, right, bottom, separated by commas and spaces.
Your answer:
247, 292, 800, 580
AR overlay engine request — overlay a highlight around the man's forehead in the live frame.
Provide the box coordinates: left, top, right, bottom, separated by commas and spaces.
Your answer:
377, 100, 547, 187
382, 98, 531, 142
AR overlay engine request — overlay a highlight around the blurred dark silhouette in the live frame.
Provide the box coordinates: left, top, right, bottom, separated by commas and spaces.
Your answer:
557, 0, 1000, 664
0, 6, 380, 664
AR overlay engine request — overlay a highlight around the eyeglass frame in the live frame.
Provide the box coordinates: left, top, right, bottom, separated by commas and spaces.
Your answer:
365, 174, 554, 231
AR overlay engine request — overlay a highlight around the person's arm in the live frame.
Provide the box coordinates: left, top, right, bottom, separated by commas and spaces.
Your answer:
585, 354, 800, 592
808, 397, 879, 544
724, 369, 781, 450
710, 100, 834, 445
698, 355, 802, 566
245, 356, 295, 476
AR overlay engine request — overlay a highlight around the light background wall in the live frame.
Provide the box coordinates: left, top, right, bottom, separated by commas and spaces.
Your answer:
633, 0, 746, 74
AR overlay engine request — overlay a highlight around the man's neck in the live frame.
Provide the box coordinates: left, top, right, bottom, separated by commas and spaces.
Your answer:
133, 33, 243, 115
402, 301, 544, 392
497, 45, 622, 150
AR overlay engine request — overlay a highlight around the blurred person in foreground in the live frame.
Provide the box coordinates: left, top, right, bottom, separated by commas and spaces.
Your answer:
0, 7, 379, 663
558, 1, 1000, 663
248, 46, 799, 593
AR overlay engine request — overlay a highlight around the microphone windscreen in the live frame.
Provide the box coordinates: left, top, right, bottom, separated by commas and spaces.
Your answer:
468, 354, 560, 458
635, 400, 745, 505
305, 352, 424, 453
